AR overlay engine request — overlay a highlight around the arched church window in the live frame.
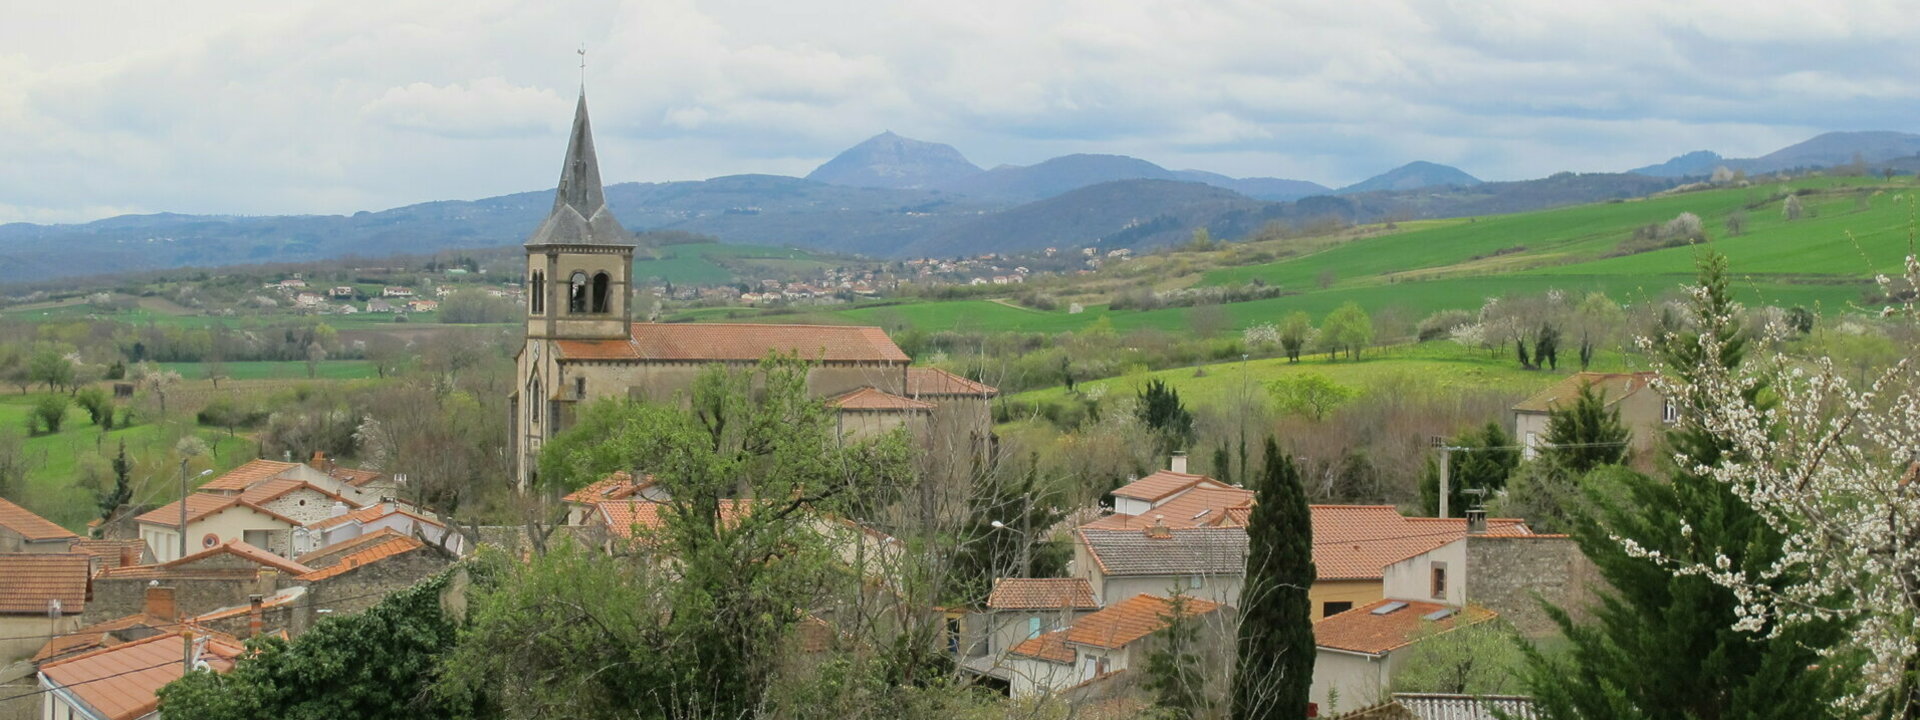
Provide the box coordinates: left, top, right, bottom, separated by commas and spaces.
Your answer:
529, 271, 545, 314
568, 271, 589, 313
592, 272, 611, 313
528, 378, 542, 426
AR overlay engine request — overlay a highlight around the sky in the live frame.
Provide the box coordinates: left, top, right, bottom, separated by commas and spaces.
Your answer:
3, 0, 1918, 224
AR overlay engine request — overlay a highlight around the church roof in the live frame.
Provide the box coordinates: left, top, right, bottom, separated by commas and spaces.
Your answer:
526, 93, 632, 247
552, 323, 911, 363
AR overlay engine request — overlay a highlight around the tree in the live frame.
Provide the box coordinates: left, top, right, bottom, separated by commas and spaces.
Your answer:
1188, 303, 1228, 339
1276, 312, 1313, 363
1531, 323, 1559, 370
1783, 193, 1804, 220
74, 387, 112, 427
0, 350, 30, 394
1137, 378, 1195, 456
1540, 381, 1630, 473
136, 364, 181, 419
1570, 292, 1624, 370
0, 429, 28, 498
1145, 590, 1211, 719
158, 568, 476, 719
1517, 251, 1846, 720
304, 341, 327, 379
1419, 422, 1518, 518
951, 455, 1068, 605
1388, 619, 1524, 695
1267, 373, 1355, 421
97, 440, 134, 524
1232, 440, 1314, 719
28, 347, 73, 393
1318, 302, 1373, 360
30, 394, 68, 435
1725, 209, 1747, 236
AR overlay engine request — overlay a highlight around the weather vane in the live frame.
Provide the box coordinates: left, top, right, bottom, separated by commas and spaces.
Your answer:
577, 44, 587, 89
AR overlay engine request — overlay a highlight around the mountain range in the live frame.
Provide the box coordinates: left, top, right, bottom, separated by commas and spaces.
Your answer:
3, 129, 1916, 285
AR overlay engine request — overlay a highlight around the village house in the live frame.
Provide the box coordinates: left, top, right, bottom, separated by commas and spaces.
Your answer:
1001, 593, 1230, 696
300, 502, 464, 556
134, 478, 350, 561
1310, 600, 1497, 712
561, 472, 666, 525
89, 540, 309, 623
0, 496, 79, 553
979, 578, 1100, 657
0, 553, 90, 665
1073, 526, 1247, 608
330, 286, 355, 298
1512, 371, 1669, 460
37, 626, 247, 720
382, 286, 415, 297
366, 298, 395, 313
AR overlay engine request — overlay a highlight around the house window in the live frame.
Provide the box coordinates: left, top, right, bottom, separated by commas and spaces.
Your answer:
1028, 616, 1042, 639
528, 379, 542, 427
1431, 561, 1449, 599
1663, 401, 1679, 424
1525, 431, 1538, 459
1323, 601, 1353, 617
1188, 575, 1203, 589
568, 271, 589, 313
529, 271, 545, 314
591, 272, 611, 313
575, 377, 587, 399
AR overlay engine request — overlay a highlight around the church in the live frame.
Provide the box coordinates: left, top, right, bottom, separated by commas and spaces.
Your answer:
511, 92, 997, 489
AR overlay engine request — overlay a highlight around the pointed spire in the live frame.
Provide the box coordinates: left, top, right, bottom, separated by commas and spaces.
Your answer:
527, 92, 630, 247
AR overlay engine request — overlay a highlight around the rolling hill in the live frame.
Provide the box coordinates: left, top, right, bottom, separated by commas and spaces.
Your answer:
804, 131, 983, 190
1338, 161, 1481, 193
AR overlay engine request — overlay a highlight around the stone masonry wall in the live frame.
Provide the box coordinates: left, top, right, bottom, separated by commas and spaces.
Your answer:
1464, 535, 1605, 637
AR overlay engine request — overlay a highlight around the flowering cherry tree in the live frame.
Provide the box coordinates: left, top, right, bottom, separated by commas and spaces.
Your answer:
1632, 249, 1920, 714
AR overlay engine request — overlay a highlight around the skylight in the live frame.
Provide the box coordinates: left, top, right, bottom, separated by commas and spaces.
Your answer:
1423, 608, 1457, 621
1371, 601, 1409, 615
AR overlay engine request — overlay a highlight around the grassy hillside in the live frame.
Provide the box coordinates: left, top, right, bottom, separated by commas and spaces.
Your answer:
632, 241, 841, 286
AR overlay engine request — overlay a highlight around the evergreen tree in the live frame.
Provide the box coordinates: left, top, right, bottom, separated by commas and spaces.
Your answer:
1137, 378, 1195, 455
1518, 252, 1846, 719
1418, 422, 1518, 517
1232, 439, 1313, 719
1533, 323, 1560, 370
97, 440, 133, 525
1540, 381, 1629, 474
1145, 591, 1209, 719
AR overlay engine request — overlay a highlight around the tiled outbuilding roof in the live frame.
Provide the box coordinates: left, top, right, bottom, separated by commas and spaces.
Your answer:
238, 477, 351, 507
1512, 371, 1657, 413
0, 553, 88, 614
987, 578, 1099, 610
1009, 629, 1075, 663
906, 367, 999, 396
198, 459, 302, 492
1062, 594, 1224, 650
1110, 471, 1231, 502
0, 496, 76, 542
562, 472, 656, 505
1076, 527, 1248, 577
826, 386, 935, 411
162, 539, 313, 577
296, 534, 425, 581
32, 613, 175, 664
1085, 487, 1253, 530
597, 499, 754, 539
1314, 598, 1495, 656
38, 630, 245, 720
1311, 506, 1530, 581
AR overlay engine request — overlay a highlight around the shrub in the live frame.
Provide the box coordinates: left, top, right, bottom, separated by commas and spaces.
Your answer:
30, 395, 68, 434
1416, 309, 1473, 341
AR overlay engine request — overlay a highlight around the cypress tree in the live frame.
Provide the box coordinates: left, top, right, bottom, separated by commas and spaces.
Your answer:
1232, 438, 1313, 719
1518, 252, 1846, 719
1540, 381, 1629, 474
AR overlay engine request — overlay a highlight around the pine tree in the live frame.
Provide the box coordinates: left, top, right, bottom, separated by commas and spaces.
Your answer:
1518, 252, 1846, 719
1137, 378, 1195, 456
1540, 381, 1629, 474
97, 440, 133, 526
1145, 591, 1209, 719
1419, 422, 1518, 517
1232, 438, 1313, 719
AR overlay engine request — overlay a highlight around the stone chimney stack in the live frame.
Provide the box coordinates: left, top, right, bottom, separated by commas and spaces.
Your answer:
248, 594, 264, 638
1170, 451, 1188, 475
145, 585, 177, 620
1144, 515, 1172, 540
1466, 508, 1487, 535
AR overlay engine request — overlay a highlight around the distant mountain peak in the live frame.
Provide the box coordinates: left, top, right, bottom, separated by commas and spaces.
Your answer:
805, 132, 983, 190
1338, 161, 1480, 194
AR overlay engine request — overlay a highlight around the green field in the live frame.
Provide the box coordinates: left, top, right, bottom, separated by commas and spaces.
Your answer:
0, 393, 256, 531
157, 360, 380, 381
633, 242, 839, 285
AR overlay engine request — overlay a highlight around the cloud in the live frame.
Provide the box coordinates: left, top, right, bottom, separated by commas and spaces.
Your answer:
2, 0, 1919, 222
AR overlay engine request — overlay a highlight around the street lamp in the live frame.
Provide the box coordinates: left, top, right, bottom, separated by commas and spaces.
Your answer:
989, 520, 1032, 579
178, 464, 213, 560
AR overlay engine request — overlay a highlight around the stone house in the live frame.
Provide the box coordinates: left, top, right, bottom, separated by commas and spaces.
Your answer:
561, 472, 666, 525
87, 540, 307, 624
1380, 525, 1600, 637
1072, 526, 1247, 608
1512, 371, 1669, 461
0, 553, 90, 666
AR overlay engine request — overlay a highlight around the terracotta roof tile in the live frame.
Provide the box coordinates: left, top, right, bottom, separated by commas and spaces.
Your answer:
298, 527, 408, 566
198, 459, 302, 492
1111, 471, 1231, 502
1076, 527, 1248, 577
1513, 371, 1657, 413
826, 386, 935, 410
295, 534, 424, 581
552, 338, 643, 360
189, 587, 305, 623
73, 539, 148, 570
1313, 599, 1495, 655
1089, 487, 1254, 530
1009, 629, 1075, 663
632, 323, 909, 362
162, 539, 313, 576
907, 367, 999, 397
1062, 594, 1223, 650
562, 472, 655, 505
988, 578, 1099, 610
1312, 506, 1531, 581
0, 496, 76, 541
32, 613, 175, 663
239, 477, 351, 506
597, 499, 754, 539
133, 493, 239, 526
39, 631, 245, 720
0, 553, 88, 614
324, 466, 387, 488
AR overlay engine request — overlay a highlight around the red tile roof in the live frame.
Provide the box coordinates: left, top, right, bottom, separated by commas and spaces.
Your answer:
189, 588, 305, 623
1009, 629, 1075, 663
73, 539, 148, 568
562, 472, 656, 505
1311, 506, 1530, 581
1111, 471, 1231, 502
163, 539, 314, 576
238, 477, 351, 507
298, 527, 408, 565
597, 499, 754, 539
0, 496, 76, 542
906, 367, 999, 396
0, 553, 88, 614
133, 492, 302, 529
988, 578, 1099, 610
555, 323, 912, 363
826, 386, 936, 410
39, 631, 245, 720
1314, 598, 1495, 655
1062, 594, 1223, 650
301, 503, 443, 533
1087, 487, 1254, 530
32, 613, 175, 663
295, 534, 425, 581
197, 459, 302, 492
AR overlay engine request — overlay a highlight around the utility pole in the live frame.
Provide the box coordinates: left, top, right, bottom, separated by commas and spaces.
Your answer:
177, 459, 188, 561
1430, 437, 1465, 519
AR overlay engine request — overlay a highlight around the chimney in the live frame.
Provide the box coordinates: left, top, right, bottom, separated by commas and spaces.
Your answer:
1144, 515, 1172, 540
1466, 508, 1487, 535
145, 586, 177, 620
330, 501, 349, 518
120, 544, 137, 568
1169, 451, 1188, 475
248, 594, 264, 638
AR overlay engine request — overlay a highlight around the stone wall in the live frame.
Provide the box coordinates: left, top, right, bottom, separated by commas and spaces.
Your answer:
86, 572, 284, 624
1464, 535, 1604, 637
292, 548, 450, 634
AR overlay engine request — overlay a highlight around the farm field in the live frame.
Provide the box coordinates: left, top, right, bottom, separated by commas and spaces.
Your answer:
156, 360, 381, 381
0, 392, 256, 531
633, 241, 841, 285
